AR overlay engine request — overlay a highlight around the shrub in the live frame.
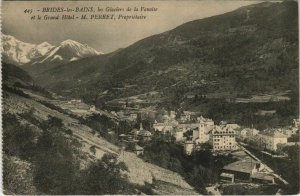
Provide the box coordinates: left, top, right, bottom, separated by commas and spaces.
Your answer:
64, 129, 73, 135
3, 113, 36, 160
78, 154, 135, 195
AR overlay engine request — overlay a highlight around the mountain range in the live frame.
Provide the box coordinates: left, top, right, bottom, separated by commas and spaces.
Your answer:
2, 1, 299, 111
2, 34, 102, 67
19, 1, 298, 105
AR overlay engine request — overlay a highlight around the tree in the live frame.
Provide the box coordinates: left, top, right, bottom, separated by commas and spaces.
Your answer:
3, 114, 36, 160
32, 130, 78, 194
47, 116, 63, 128
79, 154, 135, 195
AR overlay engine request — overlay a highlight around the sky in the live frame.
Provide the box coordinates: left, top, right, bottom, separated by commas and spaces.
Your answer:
2, 1, 267, 53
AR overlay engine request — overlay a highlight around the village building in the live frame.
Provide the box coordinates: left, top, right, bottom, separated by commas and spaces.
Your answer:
240, 129, 248, 138
179, 111, 199, 123
248, 128, 260, 136
209, 125, 237, 151
162, 114, 171, 122
293, 118, 300, 128
129, 128, 140, 141
258, 130, 288, 151
129, 113, 138, 120
246, 128, 260, 137
276, 126, 299, 138
153, 119, 178, 133
193, 116, 214, 144
220, 173, 235, 183
89, 105, 96, 112
134, 145, 144, 156
193, 128, 200, 142
277, 128, 293, 138
119, 134, 127, 141
239, 128, 259, 138
137, 123, 152, 141
153, 111, 179, 133
161, 111, 176, 122
226, 123, 241, 130
219, 121, 227, 126
250, 173, 275, 184
180, 113, 191, 122
177, 123, 199, 133
291, 127, 299, 134
153, 122, 174, 133
170, 111, 176, 119
174, 129, 184, 142
221, 160, 264, 182
184, 140, 194, 155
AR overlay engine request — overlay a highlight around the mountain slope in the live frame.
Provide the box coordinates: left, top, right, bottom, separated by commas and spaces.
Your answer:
27, 1, 299, 103
2, 62, 197, 195
2, 62, 33, 86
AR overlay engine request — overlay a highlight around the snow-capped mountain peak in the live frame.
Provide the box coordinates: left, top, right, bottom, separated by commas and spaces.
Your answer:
2, 34, 54, 65
38, 41, 52, 48
61, 39, 80, 46
60, 39, 103, 57
2, 34, 103, 66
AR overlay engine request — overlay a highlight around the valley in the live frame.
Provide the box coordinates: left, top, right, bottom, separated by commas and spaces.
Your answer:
17, 2, 297, 117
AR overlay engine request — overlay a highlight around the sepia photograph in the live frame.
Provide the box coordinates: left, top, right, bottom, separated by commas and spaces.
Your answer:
1, 0, 299, 195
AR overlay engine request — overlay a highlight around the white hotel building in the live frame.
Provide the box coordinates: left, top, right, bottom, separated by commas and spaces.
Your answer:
209, 125, 237, 151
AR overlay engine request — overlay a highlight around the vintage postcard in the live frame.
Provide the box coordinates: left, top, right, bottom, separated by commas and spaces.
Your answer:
1, 0, 299, 195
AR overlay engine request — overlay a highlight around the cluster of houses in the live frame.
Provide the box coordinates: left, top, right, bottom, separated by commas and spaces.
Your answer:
112, 109, 299, 187
118, 123, 152, 155
219, 118, 299, 185
218, 119, 300, 185
153, 112, 240, 155
112, 108, 299, 187
183, 119, 239, 155
116, 110, 238, 155
115, 107, 299, 157
152, 111, 299, 155
238, 120, 299, 153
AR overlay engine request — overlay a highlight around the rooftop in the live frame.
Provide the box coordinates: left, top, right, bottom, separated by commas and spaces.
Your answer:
197, 115, 214, 123
260, 131, 288, 138
183, 111, 198, 115
223, 160, 259, 174
138, 130, 152, 136
250, 173, 274, 181
212, 125, 235, 135
177, 123, 199, 129
135, 145, 144, 151
220, 172, 234, 178
130, 128, 139, 134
